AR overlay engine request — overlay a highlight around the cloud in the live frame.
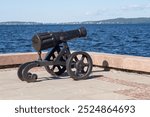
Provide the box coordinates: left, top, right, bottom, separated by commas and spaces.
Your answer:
84, 3, 150, 21
85, 9, 108, 16
121, 4, 150, 11
85, 12, 91, 16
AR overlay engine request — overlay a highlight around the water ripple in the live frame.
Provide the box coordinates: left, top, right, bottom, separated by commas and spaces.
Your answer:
0, 24, 150, 57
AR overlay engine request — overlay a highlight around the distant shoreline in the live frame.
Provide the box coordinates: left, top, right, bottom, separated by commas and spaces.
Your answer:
1, 17, 150, 25
0, 23, 150, 26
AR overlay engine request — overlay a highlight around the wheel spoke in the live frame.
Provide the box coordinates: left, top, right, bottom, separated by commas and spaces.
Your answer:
52, 65, 56, 70
57, 65, 61, 71
52, 54, 56, 59
83, 63, 89, 67
71, 62, 76, 68
75, 69, 79, 76
80, 55, 85, 62
74, 56, 79, 62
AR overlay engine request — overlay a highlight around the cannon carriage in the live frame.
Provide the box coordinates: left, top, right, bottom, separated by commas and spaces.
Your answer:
17, 27, 93, 82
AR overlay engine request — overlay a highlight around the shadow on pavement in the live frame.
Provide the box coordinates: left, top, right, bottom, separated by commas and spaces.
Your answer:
36, 73, 103, 82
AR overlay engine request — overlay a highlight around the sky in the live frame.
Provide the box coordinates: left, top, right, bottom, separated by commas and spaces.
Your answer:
0, 0, 150, 23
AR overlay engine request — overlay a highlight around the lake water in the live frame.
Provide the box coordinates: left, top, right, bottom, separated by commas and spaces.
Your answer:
0, 24, 150, 57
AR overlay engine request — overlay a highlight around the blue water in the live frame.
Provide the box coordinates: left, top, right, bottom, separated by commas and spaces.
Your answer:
0, 24, 150, 57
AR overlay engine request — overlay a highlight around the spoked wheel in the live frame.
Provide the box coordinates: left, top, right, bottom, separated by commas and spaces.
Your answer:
66, 52, 93, 80
45, 65, 66, 76
17, 62, 32, 81
44, 46, 67, 76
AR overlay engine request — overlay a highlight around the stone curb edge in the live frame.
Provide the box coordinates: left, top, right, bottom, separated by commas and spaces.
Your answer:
0, 52, 150, 73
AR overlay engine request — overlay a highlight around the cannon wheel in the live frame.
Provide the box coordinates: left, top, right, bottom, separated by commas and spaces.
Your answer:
45, 65, 66, 76
17, 62, 32, 81
44, 48, 67, 76
66, 52, 93, 80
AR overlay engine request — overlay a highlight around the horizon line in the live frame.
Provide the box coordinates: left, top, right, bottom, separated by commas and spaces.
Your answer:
0, 17, 150, 24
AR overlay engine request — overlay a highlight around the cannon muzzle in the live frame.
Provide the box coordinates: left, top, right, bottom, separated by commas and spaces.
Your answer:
32, 27, 87, 51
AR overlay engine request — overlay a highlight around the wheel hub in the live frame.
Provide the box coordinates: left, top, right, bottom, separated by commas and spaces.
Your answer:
76, 60, 84, 71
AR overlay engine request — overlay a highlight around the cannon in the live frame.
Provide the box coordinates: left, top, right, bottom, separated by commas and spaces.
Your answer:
17, 27, 93, 82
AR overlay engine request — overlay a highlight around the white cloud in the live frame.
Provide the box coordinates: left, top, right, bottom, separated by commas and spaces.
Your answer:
85, 12, 91, 16
84, 3, 150, 21
121, 4, 150, 11
85, 9, 108, 16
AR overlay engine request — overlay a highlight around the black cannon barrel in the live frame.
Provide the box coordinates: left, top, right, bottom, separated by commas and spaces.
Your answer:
32, 27, 87, 51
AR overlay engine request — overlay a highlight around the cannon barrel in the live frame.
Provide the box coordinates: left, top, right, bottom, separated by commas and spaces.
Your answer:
32, 27, 87, 51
